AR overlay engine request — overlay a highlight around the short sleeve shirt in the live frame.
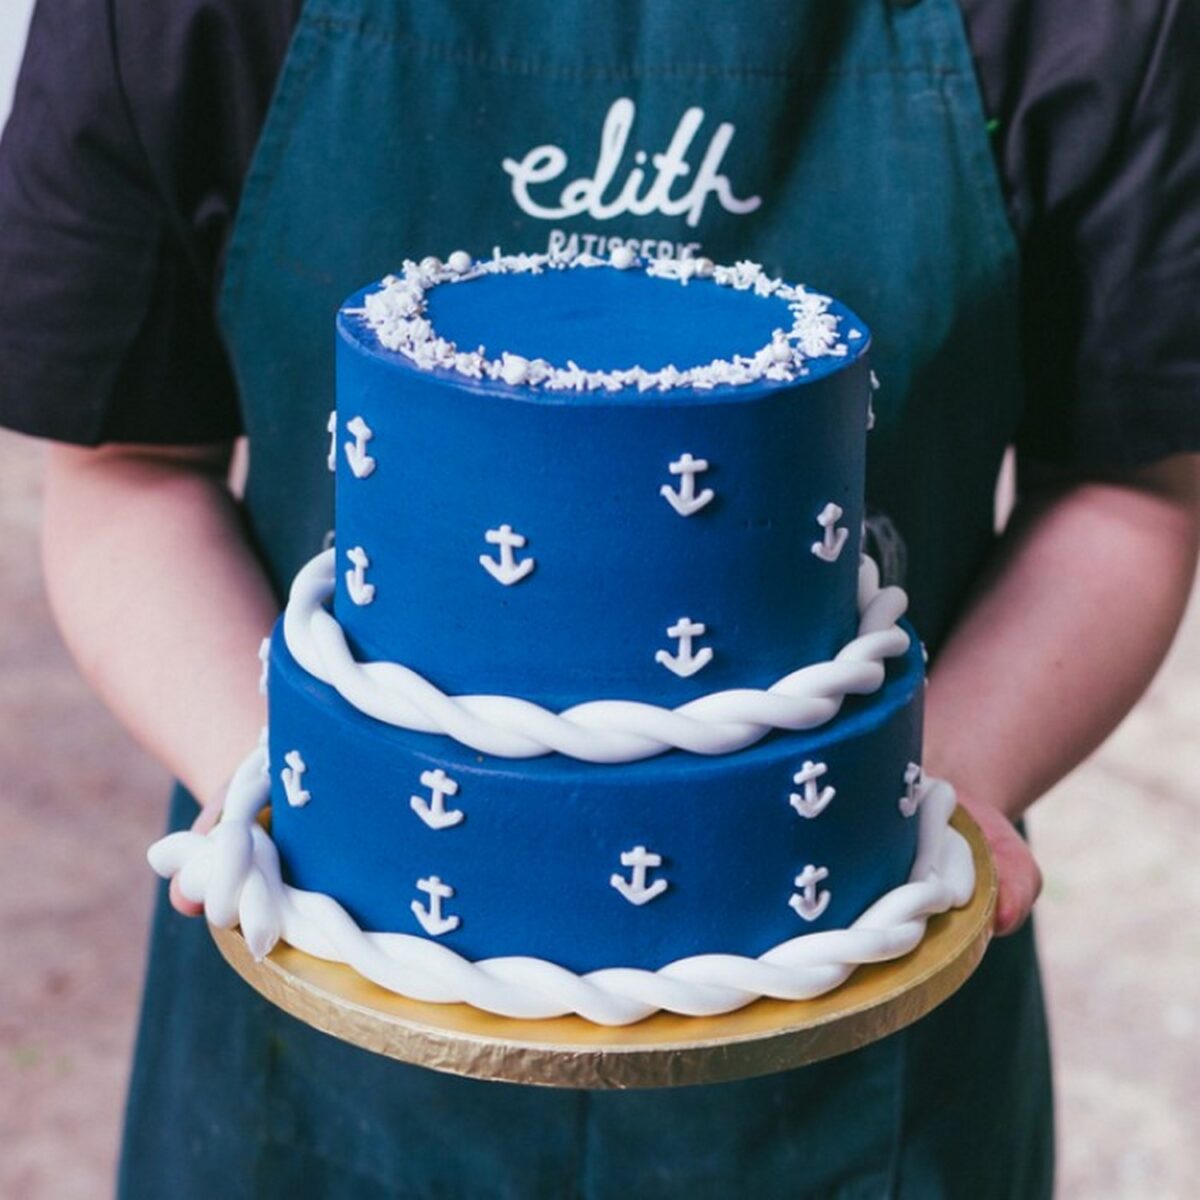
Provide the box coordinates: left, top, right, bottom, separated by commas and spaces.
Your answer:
0, 0, 1197, 469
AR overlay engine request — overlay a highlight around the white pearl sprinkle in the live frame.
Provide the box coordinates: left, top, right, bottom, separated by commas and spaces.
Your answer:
610, 245, 636, 270
500, 353, 529, 386
771, 338, 793, 364
693, 257, 715, 278
419, 256, 442, 274
447, 250, 472, 274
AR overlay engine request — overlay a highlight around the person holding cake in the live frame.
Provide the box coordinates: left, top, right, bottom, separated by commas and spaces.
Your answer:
2, 1, 1197, 1197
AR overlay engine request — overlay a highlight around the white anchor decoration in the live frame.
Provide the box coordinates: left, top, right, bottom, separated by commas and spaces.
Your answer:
610, 845, 669, 906
479, 524, 536, 586
811, 502, 849, 563
655, 617, 713, 678
344, 415, 376, 479
660, 453, 714, 517
280, 750, 311, 808
257, 635, 271, 696
411, 875, 461, 936
789, 761, 836, 819
410, 768, 464, 830
789, 864, 831, 922
899, 762, 924, 818
344, 546, 376, 606
326, 410, 337, 471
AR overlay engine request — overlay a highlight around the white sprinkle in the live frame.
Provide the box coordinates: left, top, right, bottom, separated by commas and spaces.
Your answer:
447, 250, 472, 274
609, 245, 636, 270
693, 257, 714, 278
500, 353, 530, 386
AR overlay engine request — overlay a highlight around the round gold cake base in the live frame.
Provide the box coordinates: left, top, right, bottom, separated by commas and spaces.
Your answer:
212, 808, 995, 1089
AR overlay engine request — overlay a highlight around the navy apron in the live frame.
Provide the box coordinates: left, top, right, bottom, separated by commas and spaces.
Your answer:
119, 2, 1053, 1195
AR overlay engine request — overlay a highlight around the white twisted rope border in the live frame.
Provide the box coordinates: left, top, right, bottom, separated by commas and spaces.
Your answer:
148, 745, 975, 1027
283, 550, 911, 764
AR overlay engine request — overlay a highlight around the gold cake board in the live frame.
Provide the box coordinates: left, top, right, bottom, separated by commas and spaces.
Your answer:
211, 808, 995, 1089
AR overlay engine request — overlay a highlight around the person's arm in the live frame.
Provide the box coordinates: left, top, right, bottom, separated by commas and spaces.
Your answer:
41, 441, 279, 910
924, 454, 1200, 935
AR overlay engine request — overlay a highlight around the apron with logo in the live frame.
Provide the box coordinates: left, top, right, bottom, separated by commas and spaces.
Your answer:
119, 2, 1053, 1195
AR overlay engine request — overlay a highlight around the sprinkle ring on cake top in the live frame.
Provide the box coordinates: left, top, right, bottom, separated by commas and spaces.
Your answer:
352, 249, 860, 395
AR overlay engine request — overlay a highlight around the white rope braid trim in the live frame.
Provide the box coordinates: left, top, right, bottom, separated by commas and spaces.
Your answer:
148, 746, 976, 1027
282, 550, 912, 764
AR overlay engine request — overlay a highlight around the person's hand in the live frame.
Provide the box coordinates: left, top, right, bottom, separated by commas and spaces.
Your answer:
169, 800, 224, 917
953, 788, 1043, 937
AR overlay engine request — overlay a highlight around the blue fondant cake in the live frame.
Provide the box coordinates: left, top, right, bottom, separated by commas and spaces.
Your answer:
268, 629, 924, 972
151, 250, 975, 1025
330, 268, 870, 706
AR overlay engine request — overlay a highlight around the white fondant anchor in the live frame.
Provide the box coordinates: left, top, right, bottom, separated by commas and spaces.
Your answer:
789, 864, 831, 922
789, 761, 836, 819
811, 502, 849, 563
480, 524, 535, 586
326, 411, 337, 472
281, 751, 311, 808
257, 636, 271, 697
899, 762, 924, 818
412, 875, 460, 936
344, 546, 376, 606
655, 617, 713, 678
610, 846, 669, 906
410, 768, 464, 830
344, 415, 377, 479
660, 453, 714, 516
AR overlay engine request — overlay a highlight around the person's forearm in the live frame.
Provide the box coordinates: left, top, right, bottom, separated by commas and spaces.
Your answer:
925, 454, 1200, 823
41, 442, 279, 808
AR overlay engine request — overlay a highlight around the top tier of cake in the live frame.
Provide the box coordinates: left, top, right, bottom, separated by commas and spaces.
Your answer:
330, 253, 872, 710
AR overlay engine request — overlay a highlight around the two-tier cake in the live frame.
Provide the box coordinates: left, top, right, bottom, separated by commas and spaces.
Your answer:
150, 249, 974, 1027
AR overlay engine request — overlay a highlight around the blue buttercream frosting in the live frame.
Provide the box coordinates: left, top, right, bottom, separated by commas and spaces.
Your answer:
330, 261, 873, 708
268, 625, 924, 973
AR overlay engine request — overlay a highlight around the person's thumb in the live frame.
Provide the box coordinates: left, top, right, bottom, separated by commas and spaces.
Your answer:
955, 790, 1043, 936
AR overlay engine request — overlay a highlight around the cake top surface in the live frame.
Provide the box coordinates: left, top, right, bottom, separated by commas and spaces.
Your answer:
340, 250, 869, 400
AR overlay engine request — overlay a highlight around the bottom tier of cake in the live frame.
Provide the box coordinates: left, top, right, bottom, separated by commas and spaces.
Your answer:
267, 626, 930, 973
149, 624, 975, 1025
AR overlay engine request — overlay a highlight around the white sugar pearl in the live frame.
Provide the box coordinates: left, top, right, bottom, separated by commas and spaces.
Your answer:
610, 245, 636, 270
500, 354, 529, 386
771, 338, 793, 364
447, 250, 472, 274
419, 255, 442, 274
692, 257, 715, 278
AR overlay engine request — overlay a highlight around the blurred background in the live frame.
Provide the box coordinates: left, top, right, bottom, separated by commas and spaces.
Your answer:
1, 3, 1197, 1196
